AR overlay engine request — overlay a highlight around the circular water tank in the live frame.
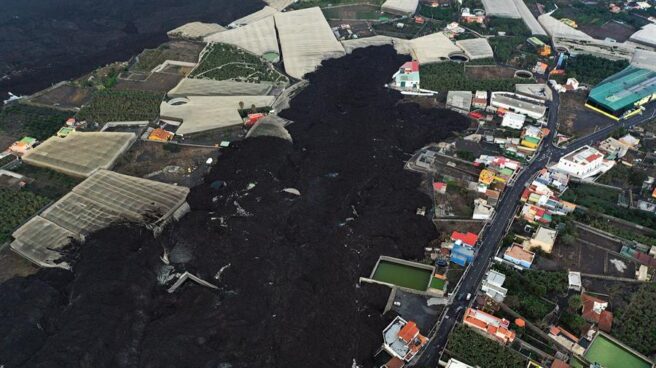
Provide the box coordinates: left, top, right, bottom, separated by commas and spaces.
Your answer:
448, 52, 470, 62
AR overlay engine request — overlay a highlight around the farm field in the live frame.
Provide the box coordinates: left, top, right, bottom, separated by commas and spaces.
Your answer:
422, 62, 521, 92
0, 188, 50, 243
190, 43, 288, 84
0, 104, 70, 148
76, 90, 163, 124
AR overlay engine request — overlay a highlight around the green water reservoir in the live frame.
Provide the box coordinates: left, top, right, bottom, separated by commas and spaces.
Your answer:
584, 334, 652, 368
372, 260, 432, 291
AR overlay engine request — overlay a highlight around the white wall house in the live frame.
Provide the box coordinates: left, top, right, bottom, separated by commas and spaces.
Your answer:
553, 145, 613, 179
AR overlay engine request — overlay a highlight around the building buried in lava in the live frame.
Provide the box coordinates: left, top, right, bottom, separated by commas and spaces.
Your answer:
10, 170, 190, 269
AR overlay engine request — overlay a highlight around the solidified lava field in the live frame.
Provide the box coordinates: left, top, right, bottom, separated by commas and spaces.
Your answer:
0, 0, 264, 99
0, 46, 468, 368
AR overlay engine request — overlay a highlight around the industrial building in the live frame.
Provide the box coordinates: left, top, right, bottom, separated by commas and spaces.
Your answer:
490, 92, 547, 119
11, 170, 190, 269
585, 66, 656, 120
22, 132, 136, 177
446, 91, 473, 114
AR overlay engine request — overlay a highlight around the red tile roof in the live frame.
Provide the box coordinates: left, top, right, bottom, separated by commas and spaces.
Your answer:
551, 359, 570, 368
598, 310, 613, 333
401, 61, 419, 72
586, 153, 602, 162
433, 182, 446, 191
581, 293, 613, 332
451, 231, 478, 246
398, 321, 419, 343
384, 357, 405, 368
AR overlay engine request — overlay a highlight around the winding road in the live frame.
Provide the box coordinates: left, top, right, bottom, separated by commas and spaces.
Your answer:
414, 91, 656, 367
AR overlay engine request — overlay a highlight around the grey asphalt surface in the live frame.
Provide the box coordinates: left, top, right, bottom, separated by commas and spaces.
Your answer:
413, 92, 656, 367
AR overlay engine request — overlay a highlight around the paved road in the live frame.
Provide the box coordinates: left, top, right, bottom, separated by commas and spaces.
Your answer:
413, 94, 656, 367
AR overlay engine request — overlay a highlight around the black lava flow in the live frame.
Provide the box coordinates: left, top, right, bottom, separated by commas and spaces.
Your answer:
0, 46, 468, 368
0, 0, 264, 99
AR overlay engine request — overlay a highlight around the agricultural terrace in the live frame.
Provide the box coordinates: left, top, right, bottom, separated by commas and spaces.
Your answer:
76, 90, 163, 124
132, 42, 204, 72
189, 43, 288, 84
0, 104, 69, 142
446, 325, 527, 368
558, 55, 629, 85
561, 183, 656, 229
0, 189, 50, 243
493, 264, 567, 321
421, 62, 523, 92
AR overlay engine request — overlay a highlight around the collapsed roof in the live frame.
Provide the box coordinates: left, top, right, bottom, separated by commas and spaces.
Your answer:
11, 170, 190, 269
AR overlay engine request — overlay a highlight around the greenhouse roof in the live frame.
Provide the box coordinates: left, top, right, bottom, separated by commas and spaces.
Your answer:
205, 16, 279, 55
274, 7, 346, 79
22, 132, 136, 177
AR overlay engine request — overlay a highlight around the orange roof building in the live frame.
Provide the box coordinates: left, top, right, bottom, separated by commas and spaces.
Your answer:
463, 308, 516, 344
382, 316, 428, 363
8, 137, 37, 156
148, 128, 174, 142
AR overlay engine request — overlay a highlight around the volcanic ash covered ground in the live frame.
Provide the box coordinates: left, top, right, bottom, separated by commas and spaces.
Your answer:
0, 46, 468, 368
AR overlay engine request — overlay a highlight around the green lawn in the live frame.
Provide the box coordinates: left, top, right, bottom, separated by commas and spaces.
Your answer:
430, 276, 446, 290
584, 334, 652, 368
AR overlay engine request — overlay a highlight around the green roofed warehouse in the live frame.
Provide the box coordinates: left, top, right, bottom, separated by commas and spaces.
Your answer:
586, 66, 656, 120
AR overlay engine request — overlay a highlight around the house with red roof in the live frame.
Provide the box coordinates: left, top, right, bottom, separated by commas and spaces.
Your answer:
392, 61, 420, 92
433, 181, 447, 194
381, 316, 428, 366
463, 308, 516, 344
451, 231, 478, 247
581, 293, 613, 333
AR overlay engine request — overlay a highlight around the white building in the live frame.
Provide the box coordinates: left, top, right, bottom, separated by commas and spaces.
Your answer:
481, 270, 508, 302
553, 145, 614, 180
473, 198, 495, 220
525, 226, 558, 253
491, 92, 547, 119
568, 271, 582, 291
501, 112, 526, 129
446, 358, 474, 368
